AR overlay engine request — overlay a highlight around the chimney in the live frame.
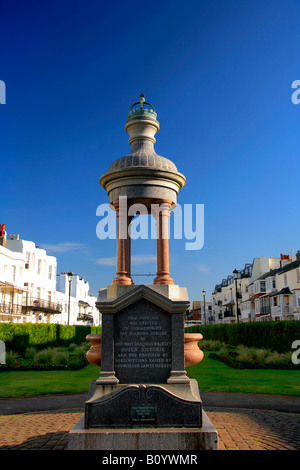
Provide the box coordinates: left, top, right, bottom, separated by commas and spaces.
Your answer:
280, 253, 292, 267
296, 251, 300, 262
16, 234, 19, 240
0, 223, 6, 247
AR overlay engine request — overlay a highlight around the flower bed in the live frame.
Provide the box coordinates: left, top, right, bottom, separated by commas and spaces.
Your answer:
208, 346, 300, 370
0, 356, 88, 372
0, 343, 89, 372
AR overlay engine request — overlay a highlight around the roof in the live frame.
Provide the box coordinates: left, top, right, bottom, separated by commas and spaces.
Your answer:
255, 260, 300, 281
267, 287, 293, 297
278, 260, 300, 275
256, 267, 282, 281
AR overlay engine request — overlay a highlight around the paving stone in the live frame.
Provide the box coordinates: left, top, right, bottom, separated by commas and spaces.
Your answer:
0, 407, 300, 450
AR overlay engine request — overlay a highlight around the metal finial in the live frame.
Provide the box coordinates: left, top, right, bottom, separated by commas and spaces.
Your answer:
128, 94, 157, 120
140, 93, 145, 109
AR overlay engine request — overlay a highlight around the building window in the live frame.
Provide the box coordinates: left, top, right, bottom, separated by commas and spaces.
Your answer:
48, 266, 52, 280
37, 259, 41, 275
12, 266, 16, 282
284, 274, 288, 287
273, 297, 278, 307
272, 278, 276, 289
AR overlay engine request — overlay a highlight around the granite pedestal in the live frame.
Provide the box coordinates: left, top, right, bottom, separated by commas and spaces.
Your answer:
68, 285, 218, 450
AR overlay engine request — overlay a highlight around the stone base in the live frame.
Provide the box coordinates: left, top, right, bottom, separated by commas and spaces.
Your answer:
85, 379, 202, 429
68, 411, 218, 450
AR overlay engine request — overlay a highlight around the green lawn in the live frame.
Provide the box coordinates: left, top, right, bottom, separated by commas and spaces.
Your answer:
187, 351, 300, 396
0, 364, 99, 398
0, 352, 299, 398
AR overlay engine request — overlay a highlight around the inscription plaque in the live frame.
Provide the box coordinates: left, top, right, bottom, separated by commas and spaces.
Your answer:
130, 404, 157, 424
114, 298, 172, 383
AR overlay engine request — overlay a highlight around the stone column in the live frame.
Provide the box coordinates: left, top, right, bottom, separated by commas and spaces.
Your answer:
112, 200, 133, 286
153, 200, 174, 285
96, 313, 119, 385
126, 215, 134, 283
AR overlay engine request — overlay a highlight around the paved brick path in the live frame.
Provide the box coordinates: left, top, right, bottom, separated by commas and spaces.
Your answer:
0, 407, 300, 450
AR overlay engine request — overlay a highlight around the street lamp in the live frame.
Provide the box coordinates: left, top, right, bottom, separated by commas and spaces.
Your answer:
233, 269, 239, 323
67, 272, 73, 325
202, 289, 206, 325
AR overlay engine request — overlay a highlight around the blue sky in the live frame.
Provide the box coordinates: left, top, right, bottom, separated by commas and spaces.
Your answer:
1, 0, 300, 301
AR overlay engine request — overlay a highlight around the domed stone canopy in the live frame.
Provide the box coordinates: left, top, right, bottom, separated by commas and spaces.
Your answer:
107, 150, 178, 173
100, 94, 186, 208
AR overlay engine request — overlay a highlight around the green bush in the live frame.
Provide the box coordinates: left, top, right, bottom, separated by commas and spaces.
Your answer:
51, 351, 69, 366
186, 321, 300, 353
5, 350, 18, 366
208, 344, 298, 370
0, 323, 101, 355
34, 348, 54, 365
24, 346, 37, 360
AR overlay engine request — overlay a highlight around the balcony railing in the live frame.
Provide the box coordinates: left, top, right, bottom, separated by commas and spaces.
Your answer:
77, 313, 93, 322
22, 297, 62, 314
0, 303, 24, 315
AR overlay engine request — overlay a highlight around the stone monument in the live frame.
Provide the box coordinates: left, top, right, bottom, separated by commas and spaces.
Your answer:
68, 94, 218, 450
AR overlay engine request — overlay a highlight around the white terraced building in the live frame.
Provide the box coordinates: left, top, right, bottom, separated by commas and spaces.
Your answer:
0, 224, 100, 325
55, 272, 100, 326
210, 252, 300, 324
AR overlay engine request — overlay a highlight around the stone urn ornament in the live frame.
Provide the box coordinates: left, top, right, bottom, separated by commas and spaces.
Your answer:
86, 334, 102, 367
184, 333, 204, 367
85, 333, 203, 369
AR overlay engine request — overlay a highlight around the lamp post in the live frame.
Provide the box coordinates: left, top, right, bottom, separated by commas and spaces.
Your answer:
67, 272, 73, 325
233, 269, 239, 323
202, 289, 206, 325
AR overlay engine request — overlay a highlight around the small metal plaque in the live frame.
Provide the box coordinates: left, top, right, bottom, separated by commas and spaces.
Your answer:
130, 404, 157, 423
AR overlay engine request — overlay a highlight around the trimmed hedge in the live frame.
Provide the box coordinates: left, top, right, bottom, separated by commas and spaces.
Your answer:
0, 323, 102, 354
185, 321, 300, 353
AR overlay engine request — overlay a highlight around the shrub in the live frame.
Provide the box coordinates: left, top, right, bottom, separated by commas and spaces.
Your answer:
0, 323, 101, 355
24, 346, 37, 360
51, 351, 68, 366
186, 321, 300, 353
34, 348, 54, 365
0, 344, 89, 371
209, 345, 300, 369
200, 340, 226, 350
5, 350, 18, 366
